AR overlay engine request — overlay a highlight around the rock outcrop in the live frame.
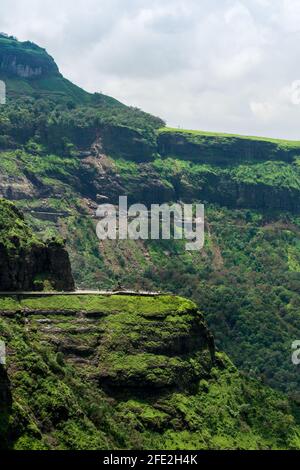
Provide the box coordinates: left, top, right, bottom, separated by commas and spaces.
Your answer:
0, 199, 74, 291
157, 129, 300, 164
1, 294, 300, 449
0, 35, 59, 79
0, 242, 74, 292
14, 295, 215, 392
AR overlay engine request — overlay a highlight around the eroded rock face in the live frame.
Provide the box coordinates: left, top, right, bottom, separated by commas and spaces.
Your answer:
23, 295, 215, 392
1, 58, 42, 78
157, 131, 298, 164
0, 175, 37, 200
172, 172, 300, 213
0, 199, 74, 291
0, 242, 75, 291
0, 39, 59, 79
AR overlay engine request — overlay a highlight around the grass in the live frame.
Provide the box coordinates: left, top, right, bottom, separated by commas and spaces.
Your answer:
0, 294, 196, 315
158, 127, 300, 148
0, 151, 21, 176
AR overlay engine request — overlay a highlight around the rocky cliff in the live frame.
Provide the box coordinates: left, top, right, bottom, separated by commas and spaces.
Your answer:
157, 128, 300, 164
0, 35, 59, 79
0, 199, 74, 291
1, 293, 300, 450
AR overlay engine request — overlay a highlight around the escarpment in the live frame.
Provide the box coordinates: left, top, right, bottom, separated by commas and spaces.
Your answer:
0, 35, 59, 79
157, 129, 300, 164
0, 199, 74, 291
1, 36, 300, 214
1, 295, 215, 392
1, 294, 300, 450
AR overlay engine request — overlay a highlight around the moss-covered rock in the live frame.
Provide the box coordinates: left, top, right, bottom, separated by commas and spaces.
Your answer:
1, 294, 300, 449
0, 199, 74, 291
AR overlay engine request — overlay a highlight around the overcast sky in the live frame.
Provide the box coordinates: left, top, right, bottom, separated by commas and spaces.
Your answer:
1, 0, 300, 139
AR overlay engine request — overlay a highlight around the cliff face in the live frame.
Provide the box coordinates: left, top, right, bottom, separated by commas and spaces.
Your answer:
0, 35, 59, 79
22, 295, 215, 392
0, 242, 74, 291
1, 293, 300, 450
0, 199, 74, 291
163, 170, 300, 213
157, 129, 300, 164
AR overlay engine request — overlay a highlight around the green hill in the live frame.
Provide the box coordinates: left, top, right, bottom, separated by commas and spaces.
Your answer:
0, 33, 103, 104
0, 34, 300, 401
1, 291, 300, 450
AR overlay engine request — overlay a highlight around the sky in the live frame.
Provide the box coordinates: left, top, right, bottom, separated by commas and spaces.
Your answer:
1, 0, 300, 139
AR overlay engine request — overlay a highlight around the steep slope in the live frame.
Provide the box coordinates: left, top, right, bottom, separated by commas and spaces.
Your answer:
0, 198, 74, 291
1, 293, 300, 450
158, 128, 300, 164
0, 35, 300, 397
0, 34, 164, 155
0, 34, 59, 78
156, 128, 300, 213
0, 34, 88, 104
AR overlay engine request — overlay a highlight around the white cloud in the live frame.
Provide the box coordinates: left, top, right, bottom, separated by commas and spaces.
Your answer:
212, 47, 263, 80
1, 0, 300, 139
250, 101, 276, 121
282, 0, 300, 33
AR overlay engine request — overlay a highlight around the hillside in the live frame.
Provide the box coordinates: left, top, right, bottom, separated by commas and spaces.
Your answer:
0, 35, 300, 399
1, 292, 300, 450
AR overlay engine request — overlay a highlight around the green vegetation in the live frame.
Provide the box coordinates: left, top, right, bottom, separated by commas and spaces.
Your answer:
0, 96, 164, 156
0, 198, 42, 250
56, 203, 300, 396
0, 34, 165, 162
1, 294, 300, 449
0, 199, 74, 291
0, 294, 194, 315
158, 126, 300, 148
1, 34, 300, 447
151, 157, 300, 190
2, 78, 299, 396
157, 127, 300, 164
232, 161, 300, 189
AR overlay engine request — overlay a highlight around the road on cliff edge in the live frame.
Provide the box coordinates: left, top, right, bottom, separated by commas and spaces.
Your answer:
0, 290, 165, 297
